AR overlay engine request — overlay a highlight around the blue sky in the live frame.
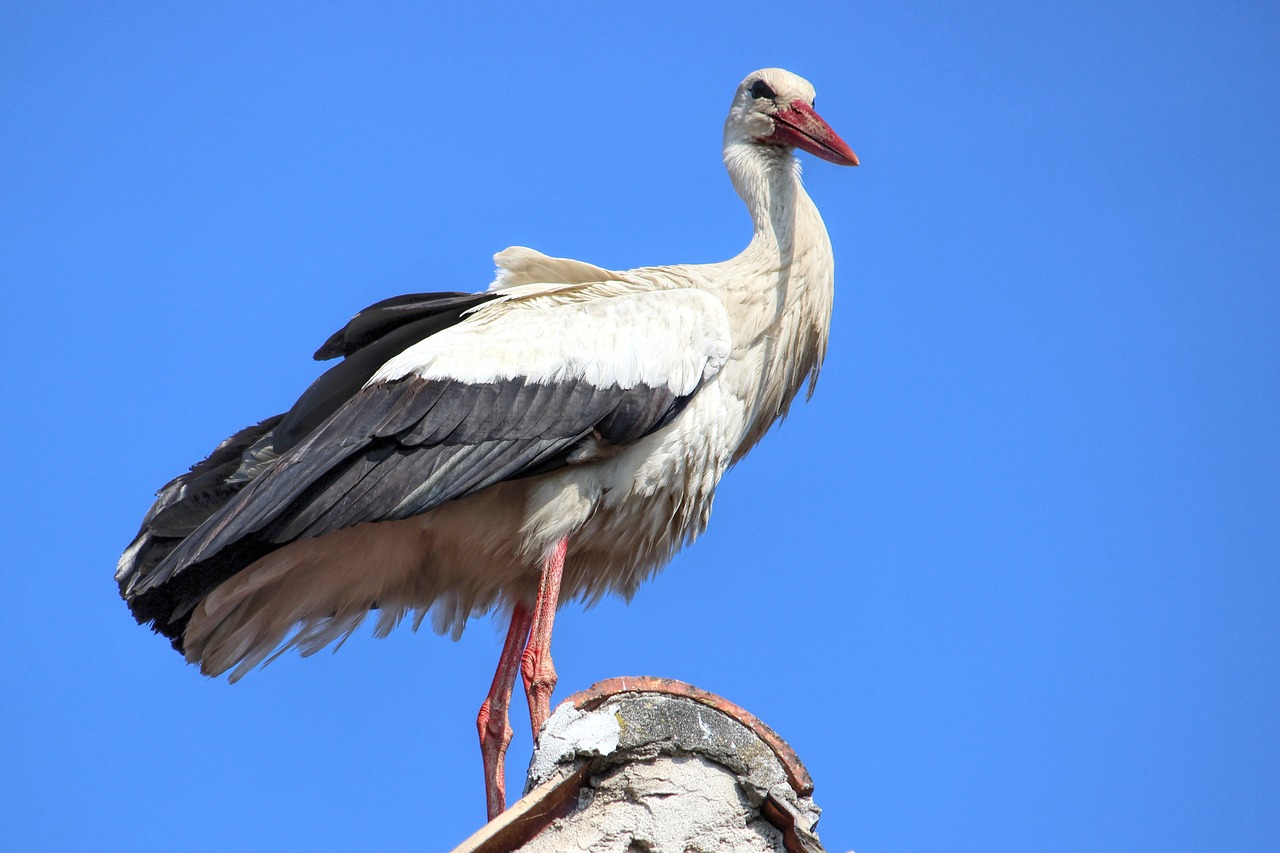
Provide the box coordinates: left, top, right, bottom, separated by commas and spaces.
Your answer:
3, 2, 1277, 851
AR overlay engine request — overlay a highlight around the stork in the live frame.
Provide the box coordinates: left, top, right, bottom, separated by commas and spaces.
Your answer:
117, 68, 858, 820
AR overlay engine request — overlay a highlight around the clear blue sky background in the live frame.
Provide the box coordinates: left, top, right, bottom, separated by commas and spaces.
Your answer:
2, 3, 1277, 851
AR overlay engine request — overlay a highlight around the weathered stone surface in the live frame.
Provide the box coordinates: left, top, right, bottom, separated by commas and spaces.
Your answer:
519, 689, 824, 853
451, 681, 826, 853
520, 754, 785, 853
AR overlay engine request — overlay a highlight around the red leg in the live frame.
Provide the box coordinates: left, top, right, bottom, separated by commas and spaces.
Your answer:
521, 537, 568, 740
476, 604, 533, 822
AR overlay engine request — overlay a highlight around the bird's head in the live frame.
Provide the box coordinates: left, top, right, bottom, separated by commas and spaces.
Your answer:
724, 68, 859, 167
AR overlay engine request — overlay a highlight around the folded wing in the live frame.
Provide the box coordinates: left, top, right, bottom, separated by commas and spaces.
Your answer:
120, 284, 731, 645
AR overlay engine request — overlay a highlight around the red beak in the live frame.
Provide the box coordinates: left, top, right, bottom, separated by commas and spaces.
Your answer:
767, 100, 859, 167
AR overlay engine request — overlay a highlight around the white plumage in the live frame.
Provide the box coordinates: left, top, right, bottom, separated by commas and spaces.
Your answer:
374, 284, 731, 394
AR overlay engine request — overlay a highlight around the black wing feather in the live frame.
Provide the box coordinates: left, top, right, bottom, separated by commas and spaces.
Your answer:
125, 371, 691, 644
117, 415, 285, 632
274, 292, 499, 452
312, 291, 497, 360
120, 292, 488, 594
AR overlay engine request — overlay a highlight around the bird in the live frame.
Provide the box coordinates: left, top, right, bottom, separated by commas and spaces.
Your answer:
117, 67, 858, 820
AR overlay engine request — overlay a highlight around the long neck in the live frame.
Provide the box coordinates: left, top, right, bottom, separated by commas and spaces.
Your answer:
723, 141, 814, 259
718, 139, 834, 310
715, 141, 837, 456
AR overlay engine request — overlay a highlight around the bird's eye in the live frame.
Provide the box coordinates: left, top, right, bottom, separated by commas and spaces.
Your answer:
749, 80, 776, 100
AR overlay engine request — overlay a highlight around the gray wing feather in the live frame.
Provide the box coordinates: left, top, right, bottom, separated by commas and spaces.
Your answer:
130, 374, 683, 600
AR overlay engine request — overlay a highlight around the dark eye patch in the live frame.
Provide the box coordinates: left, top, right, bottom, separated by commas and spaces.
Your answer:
749, 80, 776, 100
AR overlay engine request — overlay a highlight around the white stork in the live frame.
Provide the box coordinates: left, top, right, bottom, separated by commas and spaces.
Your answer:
117, 67, 858, 819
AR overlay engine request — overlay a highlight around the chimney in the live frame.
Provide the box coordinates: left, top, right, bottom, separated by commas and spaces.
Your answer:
453, 677, 827, 853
